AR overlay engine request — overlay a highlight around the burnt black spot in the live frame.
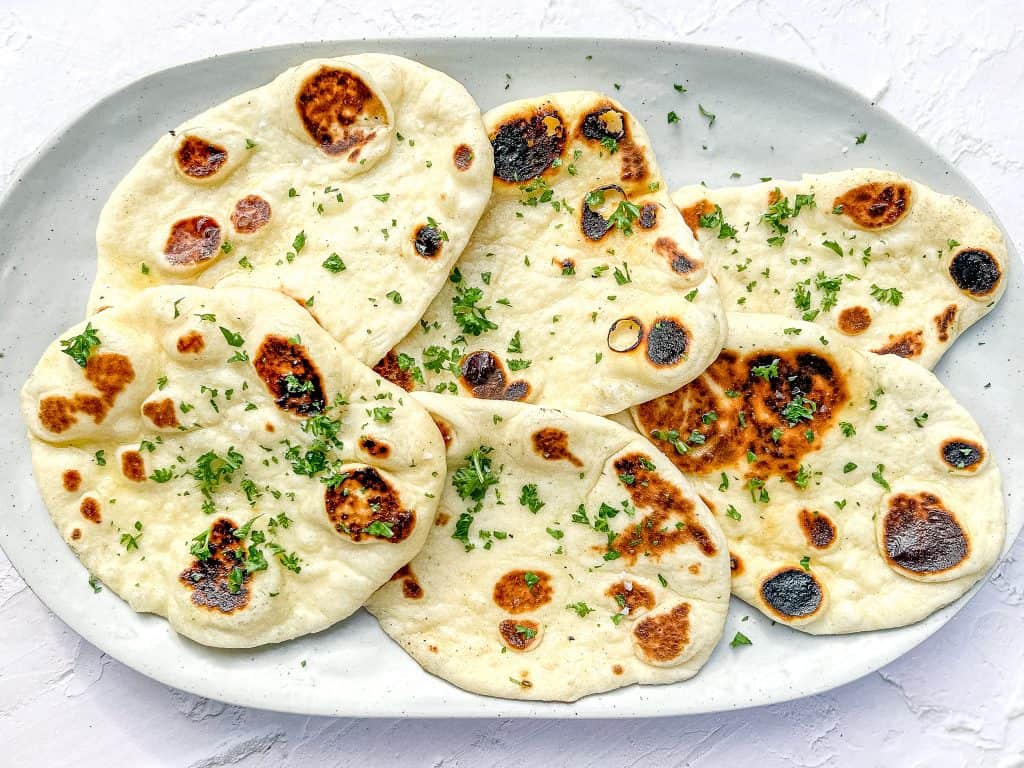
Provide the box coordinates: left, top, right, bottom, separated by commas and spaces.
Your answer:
760, 568, 822, 618
607, 317, 644, 353
941, 439, 984, 470
504, 380, 530, 401
460, 351, 528, 401
414, 224, 443, 258
179, 518, 251, 614
646, 318, 688, 366
325, 467, 415, 542
639, 202, 658, 229
884, 492, 969, 574
581, 184, 625, 241
491, 109, 565, 183
949, 249, 1001, 296
580, 107, 625, 141
462, 351, 504, 394
253, 335, 326, 416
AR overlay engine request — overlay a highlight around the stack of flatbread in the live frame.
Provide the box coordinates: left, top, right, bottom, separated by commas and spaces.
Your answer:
19, 53, 1009, 703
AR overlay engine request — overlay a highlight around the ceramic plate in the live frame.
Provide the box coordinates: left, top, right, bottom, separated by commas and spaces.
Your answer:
0, 38, 1019, 718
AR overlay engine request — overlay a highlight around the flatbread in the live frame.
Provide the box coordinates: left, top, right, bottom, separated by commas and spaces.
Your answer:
631, 313, 1005, 634
673, 169, 1008, 368
366, 394, 730, 701
377, 91, 726, 414
89, 54, 493, 365
21, 286, 444, 648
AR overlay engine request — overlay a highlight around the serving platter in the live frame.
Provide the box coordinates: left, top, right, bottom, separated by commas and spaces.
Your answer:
0, 37, 1019, 718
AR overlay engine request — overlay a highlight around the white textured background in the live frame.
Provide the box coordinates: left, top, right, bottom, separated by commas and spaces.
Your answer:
2, 2, 1022, 766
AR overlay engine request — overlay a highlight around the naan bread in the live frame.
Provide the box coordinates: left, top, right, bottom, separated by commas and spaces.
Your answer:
631, 313, 1005, 634
673, 169, 1008, 369
366, 394, 730, 701
89, 54, 493, 365
21, 286, 444, 647
377, 91, 726, 414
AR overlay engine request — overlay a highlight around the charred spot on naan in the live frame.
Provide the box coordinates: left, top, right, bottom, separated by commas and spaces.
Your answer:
71, 528, 81, 541
577, 103, 648, 185
296, 66, 387, 159
607, 316, 644, 353
837, 306, 872, 336
679, 199, 716, 238
606, 580, 655, 618
531, 427, 582, 467
142, 398, 179, 429
654, 237, 700, 275
324, 467, 414, 543
372, 349, 415, 392
231, 195, 272, 234
39, 396, 78, 434
453, 144, 474, 171
460, 351, 529, 401
941, 439, 985, 471
730, 552, 744, 576
493, 569, 553, 613
79, 497, 101, 524
580, 184, 627, 241
38, 353, 135, 434
499, 619, 541, 652
579, 105, 625, 142
253, 335, 326, 416
646, 318, 688, 367
164, 216, 222, 267
180, 518, 251, 614
934, 304, 958, 342
176, 331, 205, 354
631, 603, 690, 665
359, 436, 390, 458
882, 492, 969, 576
834, 181, 912, 229
491, 104, 565, 183
120, 450, 146, 482
390, 564, 423, 599
432, 417, 453, 448
637, 348, 849, 480
639, 202, 658, 229
798, 509, 836, 549
413, 223, 444, 258
760, 567, 823, 620
62, 469, 82, 492
949, 248, 1001, 297
872, 330, 924, 359
611, 453, 717, 560
85, 353, 135, 405
175, 136, 227, 179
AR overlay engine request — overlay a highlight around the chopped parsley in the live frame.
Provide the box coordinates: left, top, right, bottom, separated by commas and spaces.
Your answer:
519, 484, 545, 514
219, 326, 245, 347
451, 283, 498, 336
566, 602, 595, 618
871, 464, 891, 491
60, 323, 101, 368
870, 284, 904, 306
730, 631, 752, 648
322, 253, 347, 273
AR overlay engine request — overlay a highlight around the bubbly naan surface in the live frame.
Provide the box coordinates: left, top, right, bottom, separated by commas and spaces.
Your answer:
631, 313, 1005, 634
366, 394, 730, 701
89, 54, 493, 365
22, 287, 444, 648
377, 91, 726, 414
673, 169, 1007, 369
